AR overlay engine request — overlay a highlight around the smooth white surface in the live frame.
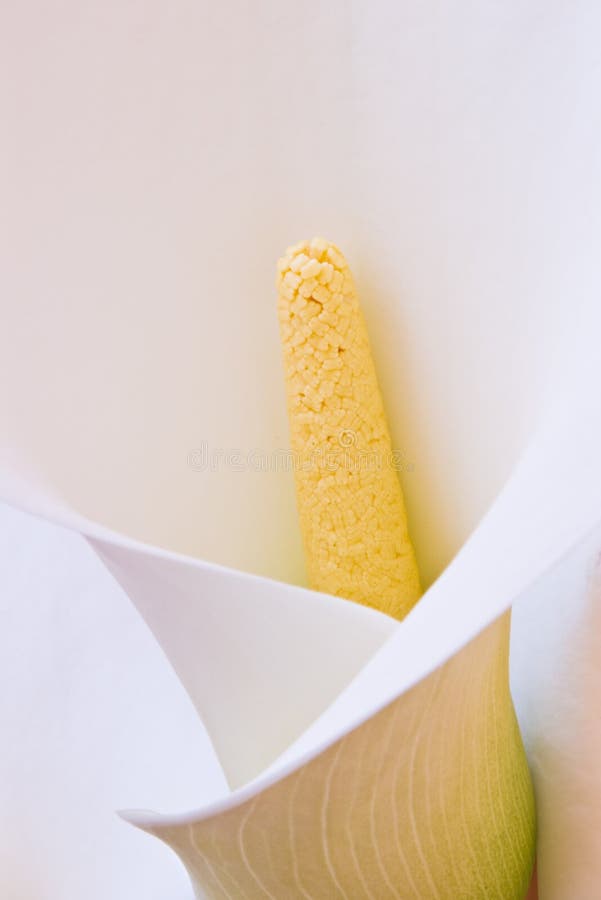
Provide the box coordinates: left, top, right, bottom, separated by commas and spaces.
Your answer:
94, 537, 395, 790
0, 466, 398, 792
511, 523, 601, 899
0, 503, 225, 900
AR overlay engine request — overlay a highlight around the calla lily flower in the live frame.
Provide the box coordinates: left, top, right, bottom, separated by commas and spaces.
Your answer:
2, 2, 601, 898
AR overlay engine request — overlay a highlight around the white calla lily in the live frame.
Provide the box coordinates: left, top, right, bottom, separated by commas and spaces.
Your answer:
2, 1, 601, 898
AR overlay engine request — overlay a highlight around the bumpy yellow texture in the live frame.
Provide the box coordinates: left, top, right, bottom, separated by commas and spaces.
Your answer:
276, 237, 420, 619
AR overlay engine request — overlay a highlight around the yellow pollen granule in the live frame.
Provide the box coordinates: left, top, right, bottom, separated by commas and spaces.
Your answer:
276, 237, 421, 620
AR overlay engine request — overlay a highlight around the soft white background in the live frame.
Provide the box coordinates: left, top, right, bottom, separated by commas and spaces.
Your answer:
0, 502, 225, 900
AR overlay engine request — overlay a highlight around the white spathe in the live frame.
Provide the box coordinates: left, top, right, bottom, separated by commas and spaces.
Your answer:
1, 2, 601, 898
